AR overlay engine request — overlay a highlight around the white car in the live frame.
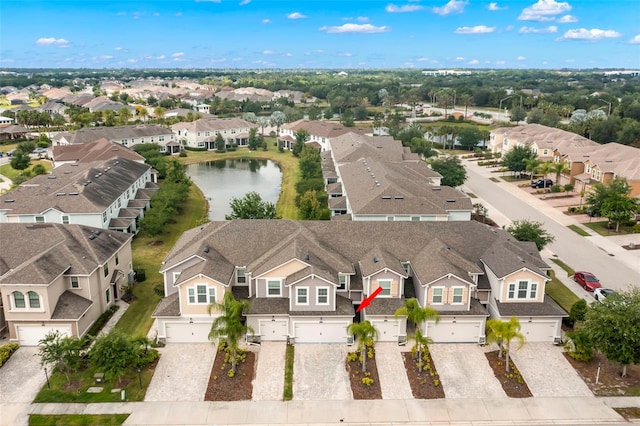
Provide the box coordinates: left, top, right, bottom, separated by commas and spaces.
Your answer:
594, 288, 615, 302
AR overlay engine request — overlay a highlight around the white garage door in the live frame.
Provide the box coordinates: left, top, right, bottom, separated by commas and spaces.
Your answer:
370, 320, 400, 342
519, 321, 558, 342
294, 321, 349, 344
17, 325, 71, 346
165, 322, 212, 343
259, 319, 288, 341
426, 320, 481, 343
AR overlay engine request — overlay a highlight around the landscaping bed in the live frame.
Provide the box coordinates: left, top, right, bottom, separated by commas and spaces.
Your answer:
205, 346, 255, 401
613, 407, 640, 420
345, 349, 382, 400
564, 351, 640, 396
402, 351, 445, 399
485, 350, 532, 398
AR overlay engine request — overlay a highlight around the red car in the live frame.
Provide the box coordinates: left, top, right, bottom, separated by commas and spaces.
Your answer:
573, 271, 602, 291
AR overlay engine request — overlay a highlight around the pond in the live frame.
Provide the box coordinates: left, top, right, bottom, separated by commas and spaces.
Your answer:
185, 158, 282, 220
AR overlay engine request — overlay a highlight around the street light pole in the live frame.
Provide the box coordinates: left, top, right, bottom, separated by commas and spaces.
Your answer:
598, 98, 612, 116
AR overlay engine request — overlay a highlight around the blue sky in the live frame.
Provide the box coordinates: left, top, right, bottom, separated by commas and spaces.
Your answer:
1, 0, 639, 69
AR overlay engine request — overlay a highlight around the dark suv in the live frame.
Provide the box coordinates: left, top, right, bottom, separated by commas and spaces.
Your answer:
531, 178, 553, 189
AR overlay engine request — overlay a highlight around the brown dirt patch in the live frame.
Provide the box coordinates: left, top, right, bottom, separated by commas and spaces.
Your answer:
205, 348, 255, 401
345, 350, 382, 400
62, 380, 83, 392
614, 407, 640, 420
485, 350, 532, 398
402, 352, 445, 399
563, 351, 640, 396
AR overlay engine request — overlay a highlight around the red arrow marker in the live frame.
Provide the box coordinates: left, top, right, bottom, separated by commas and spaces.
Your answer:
356, 286, 383, 313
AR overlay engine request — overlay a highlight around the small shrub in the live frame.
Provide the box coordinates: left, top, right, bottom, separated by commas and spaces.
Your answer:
227, 369, 235, 378
178, 150, 187, 157
361, 377, 374, 386
550, 184, 562, 193
154, 283, 165, 298
346, 352, 358, 363
564, 184, 574, 192
633, 224, 640, 233
135, 269, 146, 282
568, 299, 588, 327
433, 378, 440, 387
0, 343, 20, 367
136, 348, 159, 368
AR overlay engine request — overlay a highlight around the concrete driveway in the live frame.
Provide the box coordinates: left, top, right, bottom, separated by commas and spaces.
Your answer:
293, 344, 352, 400
376, 343, 412, 399
0, 346, 45, 403
510, 343, 592, 397
252, 342, 286, 401
144, 343, 216, 402
429, 344, 506, 398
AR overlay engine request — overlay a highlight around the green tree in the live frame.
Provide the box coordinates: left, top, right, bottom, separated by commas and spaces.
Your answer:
523, 157, 541, 183
395, 298, 439, 371
38, 331, 82, 384
584, 287, 640, 377
248, 127, 260, 151
292, 129, 310, 158
118, 107, 132, 125
89, 330, 140, 385
568, 299, 588, 328
10, 152, 30, 170
486, 317, 525, 373
457, 127, 481, 151
208, 292, 253, 373
536, 161, 553, 188
587, 177, 638, 220
215, 133, 226, 152
429, 155, 467, 187
32, 164, 47, 175
596, 178, 639, 232
550, 162, 569, 185
506, 219, 555, 250
298, 145, 321, 179
501, 145, 535, 175
509, 105, 527, 123
226, 191, 279, 220
346, 320, 379, 372
298, 190, 323, 220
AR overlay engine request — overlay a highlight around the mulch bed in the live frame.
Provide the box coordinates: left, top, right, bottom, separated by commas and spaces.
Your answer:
402, 352, 445, 399
204, 348, 255, 401
563, 351, 640, 396
345, 350, 382, 400
614, 407, 640, 420
485, 350, 532, 398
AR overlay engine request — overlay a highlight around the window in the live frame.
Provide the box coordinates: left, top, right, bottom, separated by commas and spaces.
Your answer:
62, 215, 70, 224
188, 285, 216, 304
296, 287, 308, 305
401, 262, 410, 274
102, 212, 107, 223
115, 253, 119, 265
508, 283, 516, 299
106, 288, 111, 304
103, 264, 109, 277
173, 272, 181, 283
378, 280, 391, 296
387, 217, 394, 222
338, 275, 346, 290
518, 281, 528, 299
237, 268, 246, 284
530, 283, 538, 299
267, 280, 281, 296
411, 217, 420, 222
159, 135, 165, 142
452, 288, 464, 304
317, 287, 329, 305
13, 291, 25, 308
196, 285, 208, 303
208, 287, 216, 303
188, 288, 195, 304
35, 216, 45, 223
508, 280, 538, 300
432, 287, 443, 304
70, 277, 79, 289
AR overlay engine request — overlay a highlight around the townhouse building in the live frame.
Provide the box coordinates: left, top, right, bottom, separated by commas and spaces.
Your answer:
171, 117, 254, 150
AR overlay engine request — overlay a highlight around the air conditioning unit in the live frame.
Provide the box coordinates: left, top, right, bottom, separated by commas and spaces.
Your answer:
347, 336, 354, 346
553, 337, 563, 345
478, 336, 486, 345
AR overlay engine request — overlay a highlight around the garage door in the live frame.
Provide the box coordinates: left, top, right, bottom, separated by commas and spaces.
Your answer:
519, 321, 558, 342
259, 319, 288, 341
370, 320, 400, 342
17, 325, 71, 346
165, 322, 212, 343
426, 320, 481, 343
294, 321, 349, 344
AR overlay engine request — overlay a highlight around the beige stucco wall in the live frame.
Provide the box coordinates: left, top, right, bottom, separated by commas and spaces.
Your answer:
425, 276, 470, 311
163, 257, 203, 296
179, 275, 227, 316
500, 269, 545, 303
369, 270, 402, 298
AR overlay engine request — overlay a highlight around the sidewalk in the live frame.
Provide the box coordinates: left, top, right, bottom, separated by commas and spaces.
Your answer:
0, 173, 13, 193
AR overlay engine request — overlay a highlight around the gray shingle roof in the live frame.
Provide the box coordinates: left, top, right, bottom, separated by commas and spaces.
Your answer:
245, 294, 354, 316
51, 291, 93, 320
53, 139, 145, 164
60, 124, 173, 145
494, 296, 567, 317
152, 292, 181, 317
435, 298, 489, 316
365, 297, 406, 316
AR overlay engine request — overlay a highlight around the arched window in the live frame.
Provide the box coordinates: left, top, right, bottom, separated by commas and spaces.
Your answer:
12, 291, 25, 308
28, 291, 40, 309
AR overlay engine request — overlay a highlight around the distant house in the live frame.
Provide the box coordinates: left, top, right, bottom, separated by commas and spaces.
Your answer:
0, 124, 30, 141
0, 157, 156, 233
0, 116, 14, 126
52, 138, 146, 168
172, 117, 254, 150
38, 100, 67, 116
278, 119, 369, 152
0, 223, 134, 345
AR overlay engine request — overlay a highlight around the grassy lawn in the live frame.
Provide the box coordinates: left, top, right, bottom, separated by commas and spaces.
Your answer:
0, 159, 53, 181
584, 220, 639, 236
113, 184, 208, 338
30, 414, 129, 426
567, 224, 590, 237
178, 140, 300, 219
489, 177, 501, 183
549, 258, 575, 277
283, 344, 294, 401
545, 270, 580, 313
0, 142, 18, 155
467, 192, 477, 198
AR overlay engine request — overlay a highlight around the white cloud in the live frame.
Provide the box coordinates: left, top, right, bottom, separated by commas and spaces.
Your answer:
468, 59, 479, 65
127, 59, 137, 63
100, 55, 114, 60
518, 0, 571, 21
262, 18, 270, 24
386, 4, 424, 13
560, 28, 621, 40
36, 37, 69, 46
172, 52, 184, 57
496, 60, 506, 65
454, 25, 495, 34
337, 52, 353, 57
116, 12, 126, 16
519, 25, 557, 33
263, 50, 276, 55
488, 2, 507, 11
455, 56, 465, 60
114, 47, 123, 51
287, 12, 307, 19
239, 0, 250, 4
174, 12, 183, 17
195, 0, 221, 2
557, 14, 577, 23
433, 0, 467, 16
630, 34, 640, 44
416, 57, 428, 62
153, 12, 160, 17
517, 55, 526, 60
320, 23, 391, 34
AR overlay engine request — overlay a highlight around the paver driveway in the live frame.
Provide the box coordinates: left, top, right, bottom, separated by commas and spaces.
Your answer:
293, 344, 352, 400
252, 342, 286, 401
145, 343, 215, 402
510, 343, 592, 397
429, 344, 506, 398
0, 346, 45, 403
376, 343, 412, 399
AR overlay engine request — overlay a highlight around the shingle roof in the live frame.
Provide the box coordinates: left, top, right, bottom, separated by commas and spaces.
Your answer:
366, 297, 406, 316
171, 117, 253, 133
59, 124, 173, 145
152, 292, 181, 317
494, 295, 567, 317
435, 298, 489, 316
51, 291, 93, 320
52, 139, 145, 164
245, 294, 354, 316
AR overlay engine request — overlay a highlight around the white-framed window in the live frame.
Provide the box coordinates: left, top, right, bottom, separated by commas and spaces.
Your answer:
508, 280, 538, 300
70, 276, 79, 289
401, 262, 410, 274
267, 280, 281, 297
317, 287, 329, 305
530, 283, 538, 299
296, 287, 308, 305
28, 291, 40, 308
237, 268, 246, 284
12, 291, 25, 309
508, 283, 516, 299
106, 288, 111, 304
378, 280, 392, 296
411, 216, 420, 222
432, 287, 444, 304
62, 215, 70, 224
172, 271, 181, 283
102, 212, 107, 223
159, 135, 165, 142
35, 216, 45, 223
103, 264, 109, 277
338, 275, 346, 290
518, 281, 528, 299
197, 142, 205, 148
452, 287, 464, 304
115, 253, 119, 266
187, 284, 216, 304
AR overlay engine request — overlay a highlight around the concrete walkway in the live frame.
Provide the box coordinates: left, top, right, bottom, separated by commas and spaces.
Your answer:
99, 300, 129, 336
252, 342, 286, 401
0, 173, 13, 193
375, 343, 413, 400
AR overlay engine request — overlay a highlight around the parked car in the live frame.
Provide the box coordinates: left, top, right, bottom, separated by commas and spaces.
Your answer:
531, 178, 553, 189
6, 149, 15, 157
594, 288, 615, 302
573, 271, 602, 291
32, 148, 47, 154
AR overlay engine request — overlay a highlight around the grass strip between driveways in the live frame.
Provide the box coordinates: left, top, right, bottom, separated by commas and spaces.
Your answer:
29, 414, 129, 425
583, 221, 638, 236
489, 177, 501, 183
549, 258, 575, 277
545, 270, 580, 313
567, 224, 591, 237
283, 344, 294, 401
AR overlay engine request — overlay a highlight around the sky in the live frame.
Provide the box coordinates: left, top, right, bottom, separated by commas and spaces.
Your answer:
1, 0, 639, 69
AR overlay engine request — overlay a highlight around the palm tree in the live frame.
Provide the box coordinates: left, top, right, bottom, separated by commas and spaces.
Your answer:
118, 107, 132, 125
536, 161, 554, 189
486, 317, 525, 373
551, 162, 569, 186
347, 320, 379, 372
410, 328, 433, 372
208, 292, 253, 373
395, 298, 440, 368
486, 318, 508, 358
523, 158, 541, 183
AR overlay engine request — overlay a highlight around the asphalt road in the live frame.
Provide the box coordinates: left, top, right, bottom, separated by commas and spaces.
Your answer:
462, 162, 639, 290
